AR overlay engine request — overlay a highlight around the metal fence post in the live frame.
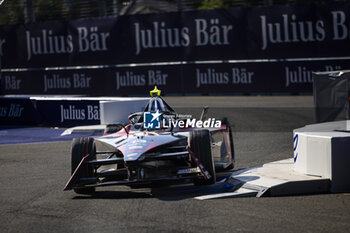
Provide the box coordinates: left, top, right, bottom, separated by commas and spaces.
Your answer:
99, 0, 107, 17
0, 0, 4, 93
264, 0, 273, 5
177, 0, 183, 12
0, 47, 2, 94
24, 0, 35, 24
113, 0, 121, 16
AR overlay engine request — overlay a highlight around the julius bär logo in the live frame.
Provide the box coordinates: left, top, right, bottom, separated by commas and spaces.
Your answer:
143, 110, 162, 129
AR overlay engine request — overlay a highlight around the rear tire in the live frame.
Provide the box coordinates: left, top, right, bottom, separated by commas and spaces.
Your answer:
222, 118, 235, 169
188, 129, 216, 186
71, 137, 96, 194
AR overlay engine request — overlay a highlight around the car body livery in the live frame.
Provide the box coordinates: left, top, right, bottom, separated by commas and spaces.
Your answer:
64, 87, 234, 194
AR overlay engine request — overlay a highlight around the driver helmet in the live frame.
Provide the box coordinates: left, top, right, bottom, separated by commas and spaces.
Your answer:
147, 96, 166, 112
147, 86, 166, 113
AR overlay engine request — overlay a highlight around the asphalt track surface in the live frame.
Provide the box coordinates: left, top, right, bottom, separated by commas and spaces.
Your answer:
1, 96, 350, 233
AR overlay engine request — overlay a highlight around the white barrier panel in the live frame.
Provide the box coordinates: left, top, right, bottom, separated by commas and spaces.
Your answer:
293, 120, 350, 192
100, 98, 149, 125
198, 120, 350, 200
195, 159, 330, 200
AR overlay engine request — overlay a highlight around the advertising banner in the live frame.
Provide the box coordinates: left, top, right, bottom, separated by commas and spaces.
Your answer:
1, 65, 181, 95
183, 60, 349, 94
0, 97, 37, 125
1, 59, 349, 95
0, 97, 102, 127
34, 99, 100, 127
1, 1, 350, 94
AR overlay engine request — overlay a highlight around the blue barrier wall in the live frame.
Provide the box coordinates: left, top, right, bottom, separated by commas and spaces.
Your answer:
0, 96, 100, 127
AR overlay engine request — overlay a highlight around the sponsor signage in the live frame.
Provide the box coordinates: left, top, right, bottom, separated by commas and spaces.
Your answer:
0, 97, 102, 127
183, 60, 348, 93
35, 100, 100, 127
1, 2, 350, 68
1, 60, 348, 95
1, 66, 181, 95
0, 98, 37, 125
1, 2, 350, 94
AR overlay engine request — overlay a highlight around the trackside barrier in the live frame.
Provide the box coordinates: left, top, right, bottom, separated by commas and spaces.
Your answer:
196, 121, 350, 200
100, 99, 148, 125
313, 71, 350, 123
293, 121, 350, 193
2, 2, 350, 95
0, 97, 37, 125
0, 96, 148, 127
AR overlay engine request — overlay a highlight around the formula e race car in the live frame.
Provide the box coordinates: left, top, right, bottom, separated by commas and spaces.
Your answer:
64, 87, 234, 194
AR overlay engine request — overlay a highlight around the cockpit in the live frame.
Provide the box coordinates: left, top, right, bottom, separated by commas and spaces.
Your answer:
143, 86, 176, 115
144, 96, 176, 115
126, 86, 176, 130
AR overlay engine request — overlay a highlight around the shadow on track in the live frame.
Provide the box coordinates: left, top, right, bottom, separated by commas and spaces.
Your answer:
73, 190, 152, 200
70, 171, 236, 201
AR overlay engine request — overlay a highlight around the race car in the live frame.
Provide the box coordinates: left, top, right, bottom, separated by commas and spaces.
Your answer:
64, 87, 234, 194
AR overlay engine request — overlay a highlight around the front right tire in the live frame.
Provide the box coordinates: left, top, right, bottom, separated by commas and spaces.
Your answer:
188, 129, 216, 186
221, 118, 235, 169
